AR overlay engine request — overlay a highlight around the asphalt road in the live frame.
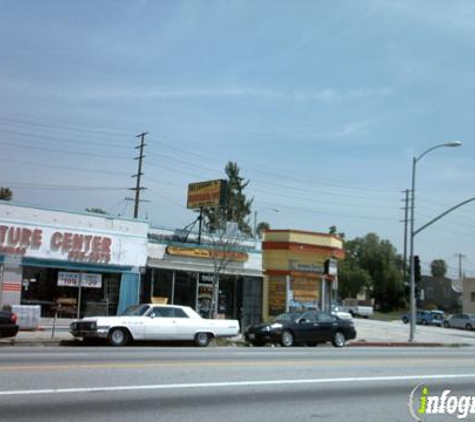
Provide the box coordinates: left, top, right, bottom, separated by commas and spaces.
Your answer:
1, 346, 475, 421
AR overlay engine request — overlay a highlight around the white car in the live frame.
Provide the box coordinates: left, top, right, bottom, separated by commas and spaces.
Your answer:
70, 304, 240, 347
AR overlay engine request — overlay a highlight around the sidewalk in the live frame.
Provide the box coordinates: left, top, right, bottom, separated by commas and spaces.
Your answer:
1, 318, 473, 347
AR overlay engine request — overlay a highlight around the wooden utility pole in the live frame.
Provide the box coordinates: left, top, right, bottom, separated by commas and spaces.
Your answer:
131, 132, 148, 218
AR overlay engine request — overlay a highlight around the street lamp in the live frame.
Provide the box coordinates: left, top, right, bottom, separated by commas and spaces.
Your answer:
409, 141, 462, 341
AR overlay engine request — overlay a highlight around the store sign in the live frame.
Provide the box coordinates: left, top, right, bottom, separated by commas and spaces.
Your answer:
187, 179, 227, 209
58, 272, 102, 289
0, 223, 146, 267
289, 259, 324, 274
166, 246, 248, 262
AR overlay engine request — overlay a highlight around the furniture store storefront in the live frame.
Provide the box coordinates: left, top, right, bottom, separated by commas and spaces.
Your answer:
0, 202, 148, 317
262, 230, 344, 319
145, 228, 263, 329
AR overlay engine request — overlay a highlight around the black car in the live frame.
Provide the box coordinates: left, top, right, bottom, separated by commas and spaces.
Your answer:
245, 311, 356, 348
0, 310, 19, 339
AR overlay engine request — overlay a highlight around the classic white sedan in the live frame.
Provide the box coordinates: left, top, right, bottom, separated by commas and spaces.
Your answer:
70, 304, 240, 347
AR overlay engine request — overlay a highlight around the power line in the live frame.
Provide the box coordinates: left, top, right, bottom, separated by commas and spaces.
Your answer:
0, 115, 133, 137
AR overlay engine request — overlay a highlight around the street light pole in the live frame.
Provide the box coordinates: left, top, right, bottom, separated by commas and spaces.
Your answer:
409, 141, 461, 342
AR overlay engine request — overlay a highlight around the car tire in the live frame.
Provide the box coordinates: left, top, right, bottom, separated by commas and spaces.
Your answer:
195, 332, 212, 347
332, 331, 346, 348
281, 330, 294, 347
108, 328, 129, 347
402, 317, 409, 324
465, 324, 473, 331
443, 321, 450, 328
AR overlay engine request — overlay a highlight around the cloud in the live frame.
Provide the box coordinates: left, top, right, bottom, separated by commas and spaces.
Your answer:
68, 85, 394, 103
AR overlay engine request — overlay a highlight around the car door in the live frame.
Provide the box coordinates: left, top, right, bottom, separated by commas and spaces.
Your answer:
144, 306, 178, 340
451, 314, 463, 329
315, 313, 339, 342
293, 312, 319, 343
173, 307, 198, 340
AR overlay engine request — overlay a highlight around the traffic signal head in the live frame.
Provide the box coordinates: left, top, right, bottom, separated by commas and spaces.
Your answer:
414, 255, 421, 281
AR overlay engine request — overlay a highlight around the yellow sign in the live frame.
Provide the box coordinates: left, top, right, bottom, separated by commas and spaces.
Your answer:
166, 246, 248, 262
187, 179, 227, 209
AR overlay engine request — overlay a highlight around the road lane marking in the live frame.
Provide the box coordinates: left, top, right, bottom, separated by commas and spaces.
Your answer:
1, 374, 475, 397
0, 356, 474, 372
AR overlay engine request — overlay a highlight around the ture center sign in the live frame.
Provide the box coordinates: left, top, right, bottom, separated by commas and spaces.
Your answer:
187, 179, 227, 209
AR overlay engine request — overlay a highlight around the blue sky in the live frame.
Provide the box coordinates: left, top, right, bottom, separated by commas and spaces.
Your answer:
1, 1, 474, 278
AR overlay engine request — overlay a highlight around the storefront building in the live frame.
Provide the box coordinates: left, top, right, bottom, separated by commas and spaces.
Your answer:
145, 227, 263, 329
262, 230, 344, 319
0, 202, 148, 317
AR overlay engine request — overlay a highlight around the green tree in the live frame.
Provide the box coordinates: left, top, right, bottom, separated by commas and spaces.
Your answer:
338, 233, 404, 310
203, 162, 253, 235
0, 187, 12, 201
431, 259, 447, 278
256, 221, 270, 239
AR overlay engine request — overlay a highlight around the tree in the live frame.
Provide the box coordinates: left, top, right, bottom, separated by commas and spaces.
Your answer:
431, 259, 447, 278
0, 187, 12, 201
203, 162, 253, 235
338, 233, 405, 310
85, 207, 107, 215
203, 208, 245, 319
255, 221, 270, 239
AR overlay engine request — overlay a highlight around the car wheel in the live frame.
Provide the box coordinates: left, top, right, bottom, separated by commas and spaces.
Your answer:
281, 330, 294, 347
443, 321, 450, 328
402, 317, 409, 324
195, 332, 212, 347
465, 324, 473, 331
108, 328, 129, 347
332, 331, 346, 348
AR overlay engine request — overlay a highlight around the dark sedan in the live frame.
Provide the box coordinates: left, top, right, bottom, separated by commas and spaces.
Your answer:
245, 311, 356, 348
0, 310, 19, 339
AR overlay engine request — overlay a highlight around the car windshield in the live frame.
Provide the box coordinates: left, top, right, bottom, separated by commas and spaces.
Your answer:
274, 313, 302, 323
120, 305, 150, 316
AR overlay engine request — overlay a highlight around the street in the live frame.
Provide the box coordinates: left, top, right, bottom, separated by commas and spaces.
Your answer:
1, 346, 475, 421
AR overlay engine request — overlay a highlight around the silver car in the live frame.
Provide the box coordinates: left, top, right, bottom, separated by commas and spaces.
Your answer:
443, 313, 475, 330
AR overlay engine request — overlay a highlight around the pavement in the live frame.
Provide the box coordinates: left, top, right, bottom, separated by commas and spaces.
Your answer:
1, 317, 474, 347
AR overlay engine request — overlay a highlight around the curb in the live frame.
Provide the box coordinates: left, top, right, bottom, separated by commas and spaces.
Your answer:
348, 341, 470, 347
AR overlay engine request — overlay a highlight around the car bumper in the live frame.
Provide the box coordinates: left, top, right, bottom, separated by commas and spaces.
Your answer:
245, 331, 281, 343
70, 328, 109, 339
0, 325, 19, 339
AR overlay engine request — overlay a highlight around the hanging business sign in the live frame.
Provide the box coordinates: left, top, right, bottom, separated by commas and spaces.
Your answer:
186, 179, 227, 209
58, 272, 102, 289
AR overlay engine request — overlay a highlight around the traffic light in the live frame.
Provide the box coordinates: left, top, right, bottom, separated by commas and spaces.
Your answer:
414, 255, 421, 281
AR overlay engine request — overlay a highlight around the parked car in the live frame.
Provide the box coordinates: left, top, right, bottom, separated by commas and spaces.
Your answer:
401, 310, 445, 326
331, 306, 353, 320
340, 299, 374, 318
0, 310, 19, 339
70, 304, 240, 347
443, 313, 475, 330
244, 311, 356, 348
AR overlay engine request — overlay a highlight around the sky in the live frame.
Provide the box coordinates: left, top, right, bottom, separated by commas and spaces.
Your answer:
0, 0, 474, 279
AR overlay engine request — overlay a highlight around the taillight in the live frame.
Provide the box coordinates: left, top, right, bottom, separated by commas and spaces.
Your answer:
11, 313, 17, 324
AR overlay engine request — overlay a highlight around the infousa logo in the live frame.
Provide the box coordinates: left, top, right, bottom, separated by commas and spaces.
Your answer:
408, 384, 475, 420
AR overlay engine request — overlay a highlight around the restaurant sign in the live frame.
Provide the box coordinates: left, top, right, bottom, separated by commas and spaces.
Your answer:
166, 246, 248, 262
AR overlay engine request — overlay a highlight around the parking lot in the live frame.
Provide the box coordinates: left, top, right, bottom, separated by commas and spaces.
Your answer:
354, 317, 475, 345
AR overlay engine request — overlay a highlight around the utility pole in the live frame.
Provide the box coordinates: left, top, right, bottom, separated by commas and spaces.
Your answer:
129, 132, 148, 219
455, 253, 466, 284
401, 189, 410, 280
